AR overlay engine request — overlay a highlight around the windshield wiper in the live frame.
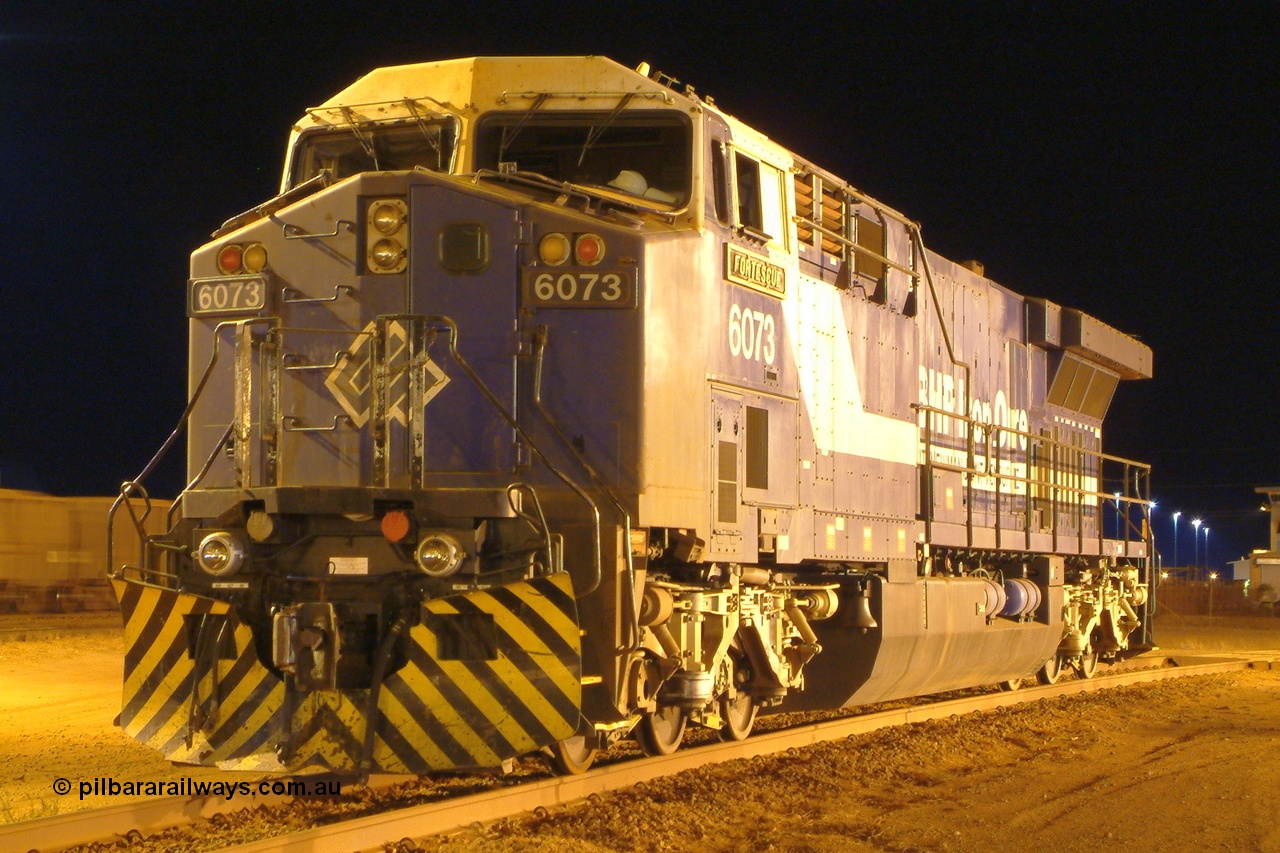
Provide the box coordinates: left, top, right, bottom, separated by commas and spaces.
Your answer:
575, 93, 634, 167
338, 107, 379, 169
497, 93, 551, 165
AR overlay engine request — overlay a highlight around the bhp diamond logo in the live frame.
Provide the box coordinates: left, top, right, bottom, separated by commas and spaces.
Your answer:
324, 320, 449, 427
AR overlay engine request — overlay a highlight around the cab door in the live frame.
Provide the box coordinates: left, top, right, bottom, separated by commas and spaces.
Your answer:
409, 183, 521, 475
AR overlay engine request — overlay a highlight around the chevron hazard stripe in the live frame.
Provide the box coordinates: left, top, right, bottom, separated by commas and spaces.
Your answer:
377, 571, 583, 772
112, 578, 287, 772
112, 571, 582, 774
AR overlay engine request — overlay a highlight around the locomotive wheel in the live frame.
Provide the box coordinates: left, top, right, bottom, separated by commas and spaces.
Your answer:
1075, 649, 1099, 679
548, 730, 598, 775
635, 705, 687, 757
718, 655, 757, 742
1037, 654, 1063, 685
999, 678, 1023, 692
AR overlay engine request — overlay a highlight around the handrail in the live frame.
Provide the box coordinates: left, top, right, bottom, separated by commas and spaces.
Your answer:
282, 414, 354, 433
793, 216, 919, 280
531, 324, 639, 650
915, 402, 1152, 559
305, 95, 463, 123
281, 284, 354, 304
402, 315, 604, 596
496, 89, 674, 106
280, 220, 354, 241
282, 350, 352, 372
910, 224, 971, 542
107, 319, 272, 580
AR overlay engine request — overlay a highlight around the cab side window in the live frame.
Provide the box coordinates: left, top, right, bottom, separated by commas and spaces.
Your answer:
735, 152, 789, 251
759, 162, 787, 250
735, 152, 763, 234
712, 140, 730, 226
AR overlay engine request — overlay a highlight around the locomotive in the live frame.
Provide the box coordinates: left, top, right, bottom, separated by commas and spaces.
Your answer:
109, 56, 1153, 776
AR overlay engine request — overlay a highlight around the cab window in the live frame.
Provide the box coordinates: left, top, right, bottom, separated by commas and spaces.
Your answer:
735, 152, 763, 233
760, 162, 787, 250
474, 110, 692, 206
735, 152, 787, 249
290, 120, 458, 187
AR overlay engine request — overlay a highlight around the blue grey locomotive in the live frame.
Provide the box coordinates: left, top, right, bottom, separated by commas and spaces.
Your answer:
109, 56, 1152, 774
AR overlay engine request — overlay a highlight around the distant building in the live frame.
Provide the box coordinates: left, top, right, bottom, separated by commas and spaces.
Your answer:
1228, 487, 1280, 604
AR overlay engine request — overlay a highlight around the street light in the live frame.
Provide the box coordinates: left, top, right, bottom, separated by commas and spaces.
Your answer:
1209, 571, 1218, 619
1113, 492, 1122, 538
1204, 527, 1211, 572
1192, 518, 1202, 570
1172, 510, 1182, 569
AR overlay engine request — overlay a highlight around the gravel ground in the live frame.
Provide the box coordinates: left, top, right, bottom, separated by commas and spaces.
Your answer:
3, 612, 1278, 852
413, 670, 1280, 853
408, 614, 1280, 853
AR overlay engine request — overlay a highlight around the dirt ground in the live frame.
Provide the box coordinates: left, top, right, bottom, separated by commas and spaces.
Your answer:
2, 613, 1279, 852
0, 624, 263, 824
420, 614, 1280, 853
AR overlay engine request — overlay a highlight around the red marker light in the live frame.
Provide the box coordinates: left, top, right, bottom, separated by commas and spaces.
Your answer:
381, 510, 412, 543
575, 233, 605, 266
217, 244, 243, 275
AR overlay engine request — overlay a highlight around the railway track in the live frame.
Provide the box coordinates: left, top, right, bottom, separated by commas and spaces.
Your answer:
11, 654, 1268, 853
0, 612, 119, 641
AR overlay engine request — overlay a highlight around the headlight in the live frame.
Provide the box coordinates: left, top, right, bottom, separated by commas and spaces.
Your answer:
371, 202, 407, 235
370, 238, 405, 270
415, 533, 464, 577
366, 198, 408, 274
195, 532, 246, 577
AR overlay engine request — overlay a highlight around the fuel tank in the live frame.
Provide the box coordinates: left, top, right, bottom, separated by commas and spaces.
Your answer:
779, 574, 1061, 711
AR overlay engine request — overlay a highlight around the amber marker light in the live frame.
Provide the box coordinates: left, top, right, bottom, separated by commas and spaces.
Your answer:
242, 242, 269, 273
574, 233, 605, 266
538, 232, 571, 266
217, 244, 243, 275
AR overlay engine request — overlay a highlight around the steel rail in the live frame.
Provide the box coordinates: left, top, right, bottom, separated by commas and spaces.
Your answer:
7, 656, 1266, 853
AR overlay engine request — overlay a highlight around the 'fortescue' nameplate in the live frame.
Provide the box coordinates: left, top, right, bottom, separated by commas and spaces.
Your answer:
725, 245, 785, 298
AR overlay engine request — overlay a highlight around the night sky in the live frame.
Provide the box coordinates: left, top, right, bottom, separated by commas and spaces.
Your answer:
3, 4, 1277, 568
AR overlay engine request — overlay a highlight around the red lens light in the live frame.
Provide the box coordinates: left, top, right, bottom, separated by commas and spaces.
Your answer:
381, 510, 412, 543
575, 233, 605, 266
217, 244, 243, 274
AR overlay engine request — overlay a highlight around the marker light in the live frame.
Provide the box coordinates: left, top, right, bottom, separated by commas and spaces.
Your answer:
246, 510, 276, 542
195, 532, 246, 577
415, 533, 463, 577
381, 510, 412, 543
574, 233, 605, 266
217, 244, 243, 275
242, 242, 269, 273
538, 233, 571, 266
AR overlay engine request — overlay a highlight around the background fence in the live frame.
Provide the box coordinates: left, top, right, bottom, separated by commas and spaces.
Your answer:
1154, 577, 1254, 617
